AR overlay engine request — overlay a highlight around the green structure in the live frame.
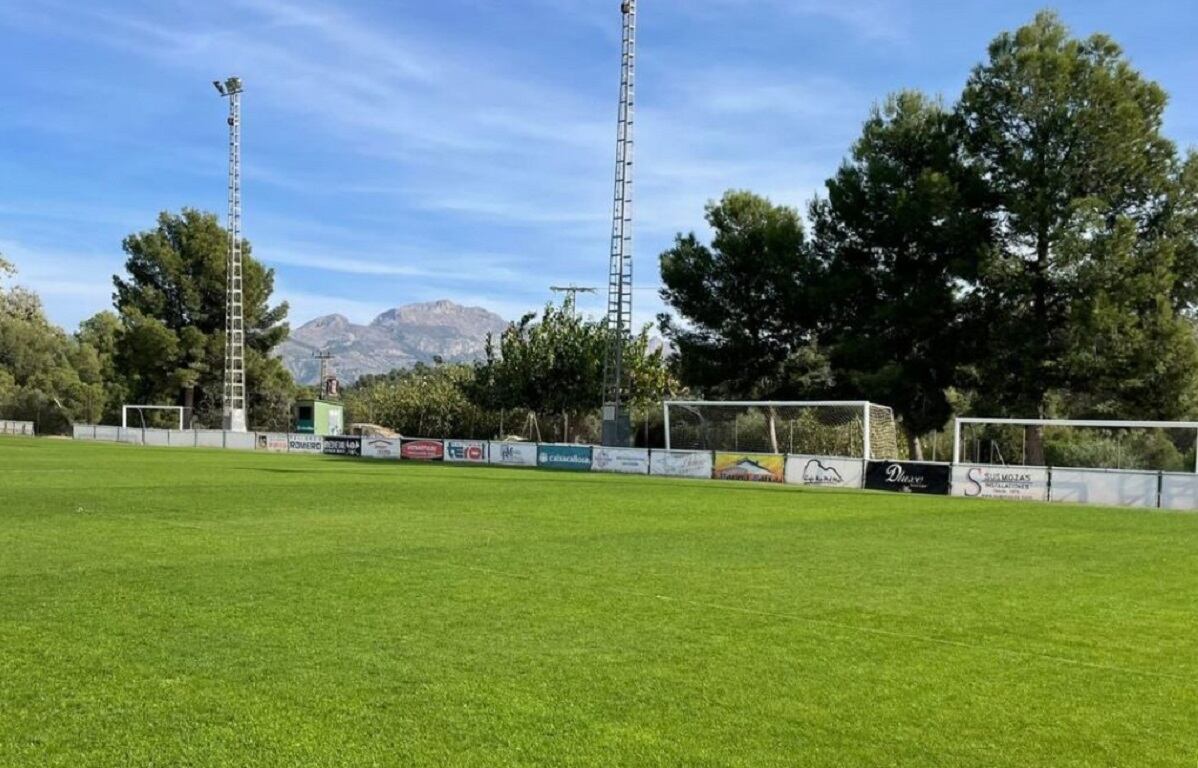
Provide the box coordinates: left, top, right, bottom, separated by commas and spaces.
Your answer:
294, 399, 344, 436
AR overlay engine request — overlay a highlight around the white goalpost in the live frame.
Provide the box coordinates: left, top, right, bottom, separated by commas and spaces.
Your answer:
122, 405, 187, 431
953, 417, 1198, 473
663, 400, 900, 459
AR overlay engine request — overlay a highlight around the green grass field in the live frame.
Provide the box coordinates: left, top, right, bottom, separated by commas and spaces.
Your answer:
2, 437, 1196, 767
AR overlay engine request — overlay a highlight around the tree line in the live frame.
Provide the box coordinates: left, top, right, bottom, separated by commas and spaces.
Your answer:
658, 12, 1198, 460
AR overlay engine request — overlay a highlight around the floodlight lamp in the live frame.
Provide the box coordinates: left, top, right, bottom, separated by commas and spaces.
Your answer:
213, 80, 226, 96
225, 77, 243, 94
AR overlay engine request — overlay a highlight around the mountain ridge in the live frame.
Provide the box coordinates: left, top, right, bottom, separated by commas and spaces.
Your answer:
277, 300, 510, 384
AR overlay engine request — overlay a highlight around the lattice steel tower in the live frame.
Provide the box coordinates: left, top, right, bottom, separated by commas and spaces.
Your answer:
214, 77, 247, 432
601, 0, 636, 446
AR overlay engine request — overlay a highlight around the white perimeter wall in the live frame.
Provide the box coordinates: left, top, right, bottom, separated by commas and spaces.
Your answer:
1049, 468, 1159, 508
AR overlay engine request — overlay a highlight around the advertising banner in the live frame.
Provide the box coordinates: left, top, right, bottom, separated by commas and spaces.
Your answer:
865, 461, 951, 495
650, 449, 714, 479
196, 430, 225, 449
287, 434, 324, 454
1159, 474, 1198, 511
225, 431, 256, 451
94, 425, 119, 442
489, 441, 538, 467
713, 452, 785, 483
784, 456, 864, 489
592, 446, 650, 474
322, 436, 362, 457
1049, 468, 1158, 508
952, 465, 1049, 501
256, 433, 289, 453
401, 438, 444, 461
361, 437, 401, 460
446, 440, 488, 463
168, 430, 196, 448
537, 444, 593, 472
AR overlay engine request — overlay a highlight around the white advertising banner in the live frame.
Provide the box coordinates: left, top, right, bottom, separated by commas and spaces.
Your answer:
446, 440, 488, 463
1049, 468, 1159, 508
785, 456, 865, 489
1159, 474, 1198, 511
592, 446, 650, 474
488, 441, 538, 467
650, 450, 714, 479
287, 434, 324, 454
195, 430, 225, 449
168, 430, 196, 448
224, 431, 256, 451
361, 437, 402, 460
256, 433, 289, 453
952, 465, 1050, 502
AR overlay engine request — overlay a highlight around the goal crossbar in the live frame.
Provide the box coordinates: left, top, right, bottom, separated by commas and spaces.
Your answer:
953, 417, 1198, 472
663, 400, 892, 458
122, 405, 186, 430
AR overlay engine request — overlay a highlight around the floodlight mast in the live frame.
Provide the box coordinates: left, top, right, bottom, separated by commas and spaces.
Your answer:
601, 0, 636, 447
215, 76, 247, 432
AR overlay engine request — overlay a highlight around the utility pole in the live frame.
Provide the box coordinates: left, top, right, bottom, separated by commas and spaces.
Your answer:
313, 350, 334, 397
601, 0, 636, 447
214, 76, 246, 432
550, 284, 597, 314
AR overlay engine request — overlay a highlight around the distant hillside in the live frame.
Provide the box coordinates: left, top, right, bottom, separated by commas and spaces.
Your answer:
278, 300, 510, 384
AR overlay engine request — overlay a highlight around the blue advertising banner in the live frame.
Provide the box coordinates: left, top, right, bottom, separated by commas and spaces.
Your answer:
537, 444, 593, 472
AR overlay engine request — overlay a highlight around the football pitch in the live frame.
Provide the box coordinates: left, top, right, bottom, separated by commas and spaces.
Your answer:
2, 437, 1196, 767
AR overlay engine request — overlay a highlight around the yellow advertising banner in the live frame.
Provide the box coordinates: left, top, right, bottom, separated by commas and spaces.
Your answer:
713, 452, 785, 483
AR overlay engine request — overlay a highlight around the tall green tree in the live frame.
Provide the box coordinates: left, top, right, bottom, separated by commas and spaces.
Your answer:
810, 92, 991, 458
659, 190, 829, 400
959, 11, 1198, 458
471, 299, 675, 442
113, 209, 294, 428
0, 259, 106, 431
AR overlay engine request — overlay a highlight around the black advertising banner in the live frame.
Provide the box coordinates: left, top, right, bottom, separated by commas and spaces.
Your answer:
322, 436, 362, 457
865, 460, 950, 495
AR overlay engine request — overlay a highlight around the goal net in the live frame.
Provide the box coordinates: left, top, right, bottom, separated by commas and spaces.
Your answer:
954, 418, 1198, 473
122, 405, 191, 431
663, 401, 899, 459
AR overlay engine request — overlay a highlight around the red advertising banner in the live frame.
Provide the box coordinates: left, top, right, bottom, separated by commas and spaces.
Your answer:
401, 439, 444, 461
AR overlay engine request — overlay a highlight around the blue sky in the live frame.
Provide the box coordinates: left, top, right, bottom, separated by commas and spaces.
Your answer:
2, 0, 1196, 332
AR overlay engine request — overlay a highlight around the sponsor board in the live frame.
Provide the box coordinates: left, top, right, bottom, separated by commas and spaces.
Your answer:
784, 456, 864, 489
1160, 473, 1198, 511
401, 439, 444, 461
865, 461, 950, 495
592, 446, 650, 474
713, 452, 785, 483
322, 435, 362, 457
287, 434, 324, 454
650, 450, 714, 479
361, 437, 401, 460
446, 440, 488, 463
489, 441, 538, 467
1049, 468, 1158, 508
952, 465, 1048, 501
537, 444, 593, 472
256, 433, 289, 453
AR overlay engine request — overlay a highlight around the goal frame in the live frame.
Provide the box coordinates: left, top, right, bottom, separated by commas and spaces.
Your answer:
662, 400, 888, 458
953, 417, 1198, 473
122, 405, 186, 431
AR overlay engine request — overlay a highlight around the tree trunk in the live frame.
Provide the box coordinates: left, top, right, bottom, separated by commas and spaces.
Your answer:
1026, 425, 1045, 466
766, 407, 780, 454
908, 433, 924, 462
